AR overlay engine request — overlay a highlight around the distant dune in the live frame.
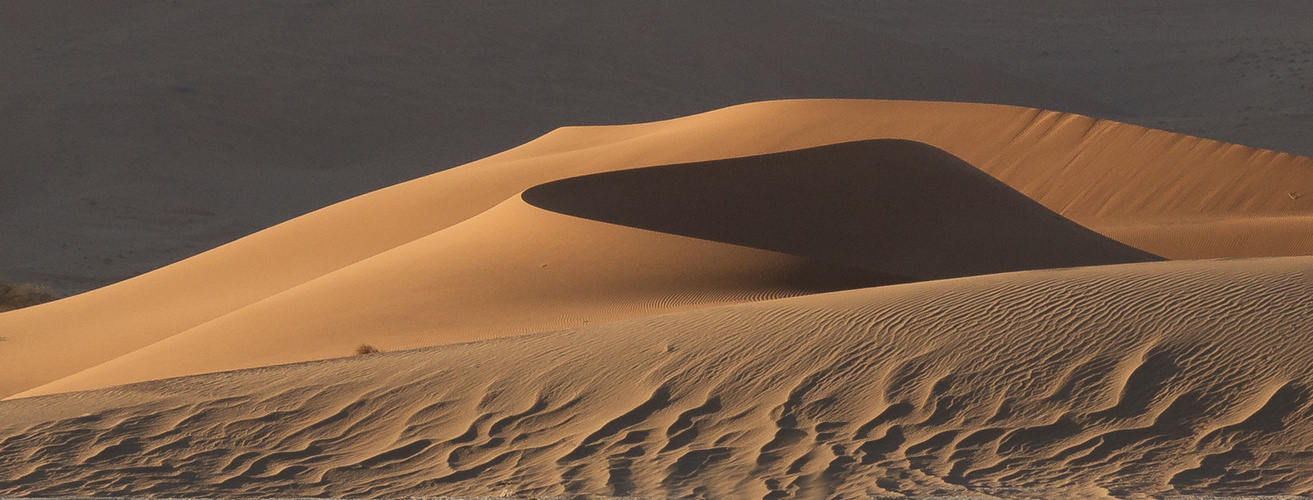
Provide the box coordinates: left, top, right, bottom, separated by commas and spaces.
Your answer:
790, 0, 1313, 157
2, 257, 1310, 497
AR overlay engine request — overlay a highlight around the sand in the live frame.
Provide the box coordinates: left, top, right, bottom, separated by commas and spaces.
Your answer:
8, 98, 1313, 399
792, 0, 1313, 157
1, 258, 1310, 497
3, 1, 1307, 294
1, 6, 1312, 495
0, 95, 1310, 496
0, 0, 1111, 294
6, 137, 1162, 398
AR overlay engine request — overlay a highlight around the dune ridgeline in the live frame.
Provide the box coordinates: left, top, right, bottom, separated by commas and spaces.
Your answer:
1, 99, 1312, 498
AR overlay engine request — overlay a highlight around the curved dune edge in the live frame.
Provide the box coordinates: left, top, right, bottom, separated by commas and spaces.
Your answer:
2, 99, 1311, 399
523, 139, 1157, 279
13, 139, 1155, 398
2, 257, 1311, 498
16, 197, 898, 398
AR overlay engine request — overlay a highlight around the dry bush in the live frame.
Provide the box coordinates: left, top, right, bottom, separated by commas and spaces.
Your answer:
0, 282, 58, 313
354, 344, 381, 356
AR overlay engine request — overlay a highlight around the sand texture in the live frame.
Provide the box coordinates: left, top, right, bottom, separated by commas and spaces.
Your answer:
1, 96, 1312, 497
4, 99, 1312, 401
4, 2, 1313, 497
2, 258, 1312, 498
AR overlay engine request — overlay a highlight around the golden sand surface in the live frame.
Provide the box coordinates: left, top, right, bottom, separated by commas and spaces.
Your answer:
1, 96, 1311, 496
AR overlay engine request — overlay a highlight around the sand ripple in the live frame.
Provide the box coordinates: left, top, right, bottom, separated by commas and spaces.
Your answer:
2, 258, 1310, 498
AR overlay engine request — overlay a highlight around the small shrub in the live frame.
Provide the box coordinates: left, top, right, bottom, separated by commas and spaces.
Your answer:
0, 282, 58, 313
354, 344, 381, 356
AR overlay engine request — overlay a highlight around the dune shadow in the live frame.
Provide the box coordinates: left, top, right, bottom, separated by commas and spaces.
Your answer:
523, 139, 1160, 282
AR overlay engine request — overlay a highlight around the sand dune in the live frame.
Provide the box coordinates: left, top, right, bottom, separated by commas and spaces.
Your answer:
3, 99, 1311, 400
1097, 216, 1313, 261
1, 0, 1116, 293
523, 139, 1156, 279
8, 3, 1307, 294
8, 139, 1155, 399
17, 199, 892, 398
791, 0, 1313, 157
3, 4, 1311, 497
2, 257, 1310, 498
2, 98, 1312, 497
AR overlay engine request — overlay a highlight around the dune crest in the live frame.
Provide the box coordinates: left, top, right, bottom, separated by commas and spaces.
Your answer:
16, 197, 895, 398
2, 257, 1310, 498
14, 139, 1157, 398
2, 99, 1310, 400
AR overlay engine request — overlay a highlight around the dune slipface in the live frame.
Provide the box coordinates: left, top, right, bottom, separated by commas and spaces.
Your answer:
1, 137, 1156, 399
523, 139, 1158, 279
1, 258, 1311, 498
3, 99, 1311, 400
2, 99, 1312, 499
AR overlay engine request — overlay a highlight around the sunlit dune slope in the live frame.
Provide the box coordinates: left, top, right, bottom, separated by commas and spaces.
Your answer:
2, 257, 1310, 498
11, 140, 1154, 398
16, 201, 893, 398
2, 99, 1310, 399
1097, 215, 1313, 260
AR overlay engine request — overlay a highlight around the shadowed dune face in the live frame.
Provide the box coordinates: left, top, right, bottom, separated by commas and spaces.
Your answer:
1, 258, 1310, 498
0, 100, 1310, 500
524, 139, 1161, 279
4, 140, 1162, 399
3, 99, 1308, 400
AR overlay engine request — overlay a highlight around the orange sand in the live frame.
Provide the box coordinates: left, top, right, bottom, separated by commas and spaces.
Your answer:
1, 99, 1311, 497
